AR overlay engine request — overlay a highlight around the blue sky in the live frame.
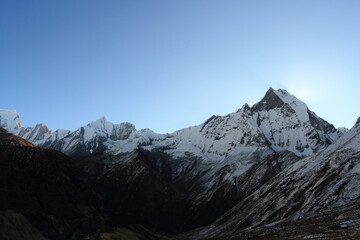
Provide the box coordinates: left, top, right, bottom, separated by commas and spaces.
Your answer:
1, 0, 359, 133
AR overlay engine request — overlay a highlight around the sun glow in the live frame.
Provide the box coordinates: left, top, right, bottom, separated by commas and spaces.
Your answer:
287, 83, 319, 102
284, 70, 331, 103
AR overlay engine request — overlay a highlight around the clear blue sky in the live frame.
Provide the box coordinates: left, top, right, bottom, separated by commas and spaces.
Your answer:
1, 0, 359, 133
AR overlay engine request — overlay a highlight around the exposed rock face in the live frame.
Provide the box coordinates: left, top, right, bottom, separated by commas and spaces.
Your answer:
252, 87, 286, 112
0, 130, 104, 240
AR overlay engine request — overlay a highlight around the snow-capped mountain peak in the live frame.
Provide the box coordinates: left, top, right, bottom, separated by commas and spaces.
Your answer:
252, 88, 309, 122
252, 87, 286, 112
86, 116, 114, 138
248, 88, 341, 155
0, 88, 343, 159
0, 109, 22, 134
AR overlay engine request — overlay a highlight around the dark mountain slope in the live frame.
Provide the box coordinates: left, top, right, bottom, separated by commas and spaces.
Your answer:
0, 128, 104, 240
192, 201, 360, 240
75, 149, 187, 233
191, 117, 360, 239
0, 209, 47, 240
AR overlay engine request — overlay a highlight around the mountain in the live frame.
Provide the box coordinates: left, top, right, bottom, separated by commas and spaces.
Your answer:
0, 110, 22, 134
183, 201, 360, 240
192, 117, 360, 239
0, 209, 47, 240
77, 149, 188, 233
0, 128, 104, 240
0, 88, 341, 160
0, 88, 344, 230
2, 88, 359, 240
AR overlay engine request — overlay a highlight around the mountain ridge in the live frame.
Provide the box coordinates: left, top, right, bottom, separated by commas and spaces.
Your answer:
0, 88, 343, 160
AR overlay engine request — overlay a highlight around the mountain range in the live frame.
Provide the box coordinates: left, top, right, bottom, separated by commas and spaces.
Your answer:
0, 88, 359, 240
